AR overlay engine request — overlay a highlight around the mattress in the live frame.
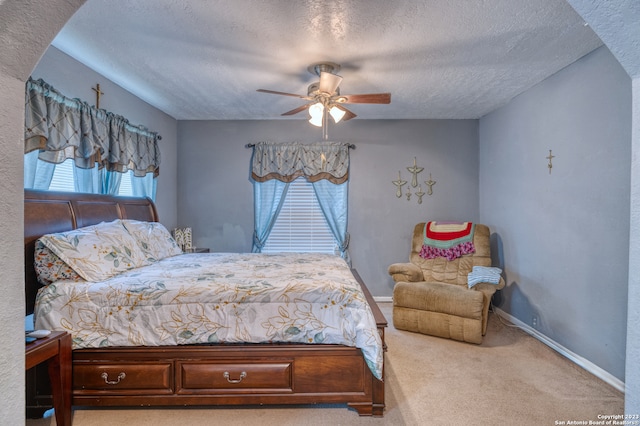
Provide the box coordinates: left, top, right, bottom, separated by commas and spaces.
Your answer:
34, 252, 383, 379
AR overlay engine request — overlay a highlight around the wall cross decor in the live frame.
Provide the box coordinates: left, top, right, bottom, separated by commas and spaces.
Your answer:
391, 157, 437, 204
92, 83, 104, 109
546, 149, 555, 174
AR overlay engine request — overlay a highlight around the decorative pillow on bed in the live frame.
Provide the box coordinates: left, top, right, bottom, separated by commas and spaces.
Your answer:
121, 219, 183, 261
33, 240, 84, 285
38, 220, 150, 282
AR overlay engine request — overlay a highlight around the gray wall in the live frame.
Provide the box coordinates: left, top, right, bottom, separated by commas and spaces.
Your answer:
30, 46, 180, 229
177, 119, 479, 297
566, 0, 640, 412
479, 46, 631, 381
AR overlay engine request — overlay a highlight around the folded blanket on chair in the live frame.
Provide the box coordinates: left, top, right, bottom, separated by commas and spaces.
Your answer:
467, 266, 502, 288
420, 221, 476, 261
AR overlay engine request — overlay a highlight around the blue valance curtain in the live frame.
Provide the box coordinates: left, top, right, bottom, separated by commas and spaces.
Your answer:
250, 141, 351, 263
24, 78, 160, 198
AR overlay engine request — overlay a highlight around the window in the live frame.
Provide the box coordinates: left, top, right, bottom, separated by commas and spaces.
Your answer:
47, 159, 133, 196
119, 170, 133, 196
262, 178, 336, 254
48, 159, 75, 192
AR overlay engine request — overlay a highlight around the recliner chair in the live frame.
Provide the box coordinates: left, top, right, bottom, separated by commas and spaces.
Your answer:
388, 222, 504, 344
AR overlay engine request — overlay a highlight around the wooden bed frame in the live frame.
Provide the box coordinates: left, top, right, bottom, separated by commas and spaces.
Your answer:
24, 189, 386, 416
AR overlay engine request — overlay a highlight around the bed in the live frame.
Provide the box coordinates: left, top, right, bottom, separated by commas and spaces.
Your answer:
24, 189, 386, 417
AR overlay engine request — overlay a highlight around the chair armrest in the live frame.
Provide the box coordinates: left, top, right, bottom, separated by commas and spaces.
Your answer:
388, 262, 424, 283
472, 276, 506, 292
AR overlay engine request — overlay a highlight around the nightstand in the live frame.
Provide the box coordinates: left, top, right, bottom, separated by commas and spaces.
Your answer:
25, 331, 72, 426
183, 248, 210, 253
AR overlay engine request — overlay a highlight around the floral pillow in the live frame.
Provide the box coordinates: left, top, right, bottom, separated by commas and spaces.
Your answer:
121, 219, 183, 261
33, 240, 84, 286
38, 220, 149, 282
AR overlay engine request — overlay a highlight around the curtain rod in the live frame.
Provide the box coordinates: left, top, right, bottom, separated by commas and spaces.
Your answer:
245, 143, 355, 149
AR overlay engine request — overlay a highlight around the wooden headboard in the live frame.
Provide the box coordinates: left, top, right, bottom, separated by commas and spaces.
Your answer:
24, 190, 159, 315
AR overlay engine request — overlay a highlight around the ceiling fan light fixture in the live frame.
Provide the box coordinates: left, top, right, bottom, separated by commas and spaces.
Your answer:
319, 72, 343, 95
308, 102, 324, 127
308, 62, 341, 77
309, 115, 323, 127
257, 61, 389, 129
329, 105, 346, 123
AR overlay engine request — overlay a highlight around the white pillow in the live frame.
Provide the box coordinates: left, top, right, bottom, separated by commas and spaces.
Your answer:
121, 219, 183, 261
39, 220, 149, 282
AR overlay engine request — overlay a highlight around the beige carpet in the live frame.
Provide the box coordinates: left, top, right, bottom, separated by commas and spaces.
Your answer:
27, 302, 623, 426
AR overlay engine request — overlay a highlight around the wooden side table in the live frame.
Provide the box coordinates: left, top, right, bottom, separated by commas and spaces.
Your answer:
25, 331, 72, 426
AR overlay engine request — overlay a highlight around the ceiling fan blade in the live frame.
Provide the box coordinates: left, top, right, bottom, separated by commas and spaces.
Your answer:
339, 93, 391, 104
332, 104, 357, 121
281, 104, 311, 116
319, 72, 343, 95
257, 89, 308, 99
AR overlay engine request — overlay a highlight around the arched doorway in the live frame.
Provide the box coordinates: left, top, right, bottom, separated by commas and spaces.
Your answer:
0, 2, 84, 423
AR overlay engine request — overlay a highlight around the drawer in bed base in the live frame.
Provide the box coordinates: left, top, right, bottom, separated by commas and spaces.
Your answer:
72, 345, 375, 399
177, 360, 293, 394
73, 361, 173, 394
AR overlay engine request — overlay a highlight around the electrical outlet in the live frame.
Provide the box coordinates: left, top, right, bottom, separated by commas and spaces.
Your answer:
532, 315, 538, 328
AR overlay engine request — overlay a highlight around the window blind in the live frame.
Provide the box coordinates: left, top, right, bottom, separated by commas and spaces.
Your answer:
48, 159, 75, 192
119, 171, 133, 196
47, 159, 133, 196
262, 178, 336, 254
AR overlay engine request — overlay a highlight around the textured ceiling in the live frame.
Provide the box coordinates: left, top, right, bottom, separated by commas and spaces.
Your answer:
51, 0, 603, 120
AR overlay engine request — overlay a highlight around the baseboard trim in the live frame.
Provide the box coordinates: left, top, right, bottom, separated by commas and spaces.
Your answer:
374, 296, 393, 303
493, 307, 625, 393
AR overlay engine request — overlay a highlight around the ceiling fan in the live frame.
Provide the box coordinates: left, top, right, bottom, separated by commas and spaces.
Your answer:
257, 62, 391, 126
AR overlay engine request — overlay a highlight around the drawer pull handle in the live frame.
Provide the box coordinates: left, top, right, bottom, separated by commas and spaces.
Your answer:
223, 371, 246, 384
101, 372, 126, 385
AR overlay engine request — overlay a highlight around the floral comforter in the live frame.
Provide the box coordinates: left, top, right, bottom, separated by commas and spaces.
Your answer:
34, 252, 383, 379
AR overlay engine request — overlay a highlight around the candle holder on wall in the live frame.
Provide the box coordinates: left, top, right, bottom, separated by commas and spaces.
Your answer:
415, 186, 425, 204
391, 158, 436, 204
406, 157, 423, 188
392, 171, 407, 198
424, 173, 436, 195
